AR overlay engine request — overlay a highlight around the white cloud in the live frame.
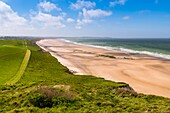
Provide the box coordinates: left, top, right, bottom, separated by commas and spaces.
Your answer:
34, 1, 66, 29
0, 1, 29, 32
75, 26, 82, 29
110, 0, 127, 7
70, 0, 96, 10
67, 18, 75, 23
0, 1, 66, 36
30, 12, 65, 29
75, 19, 92, 29
38, 1, 62, 12
122, 16, 130, 20
75, 8, 112, 29
77, 19, 93, 26
82, 8, 112, 19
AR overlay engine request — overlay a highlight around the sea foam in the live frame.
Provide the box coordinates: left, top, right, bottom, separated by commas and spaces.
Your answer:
60, 39, 170, 60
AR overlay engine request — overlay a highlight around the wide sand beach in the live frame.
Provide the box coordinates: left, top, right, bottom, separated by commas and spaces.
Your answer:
37, 39, 170, 98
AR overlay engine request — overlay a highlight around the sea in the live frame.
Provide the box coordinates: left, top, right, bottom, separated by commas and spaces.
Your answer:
64, 37, 170, 60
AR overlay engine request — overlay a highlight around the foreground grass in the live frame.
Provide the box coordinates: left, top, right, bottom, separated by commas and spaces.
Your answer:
0, 40, 170, 113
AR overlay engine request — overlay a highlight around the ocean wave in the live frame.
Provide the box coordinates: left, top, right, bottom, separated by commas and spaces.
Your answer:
59, 39, 114, 50
60, 39, 170, 60
118, 48, 170, 60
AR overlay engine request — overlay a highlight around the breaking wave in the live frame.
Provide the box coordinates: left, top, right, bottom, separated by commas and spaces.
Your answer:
60, 39, 170, 60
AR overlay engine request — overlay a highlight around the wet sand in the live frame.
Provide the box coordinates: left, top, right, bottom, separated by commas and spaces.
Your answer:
37, 39, 170, 98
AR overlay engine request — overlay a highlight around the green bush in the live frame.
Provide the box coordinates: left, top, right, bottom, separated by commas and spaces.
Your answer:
28, 86, 77, 108
28, 93, 77, 108
28, 93, 52, 108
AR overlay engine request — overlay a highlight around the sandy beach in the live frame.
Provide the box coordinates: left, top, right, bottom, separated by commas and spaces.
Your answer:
37, 39, 170, 98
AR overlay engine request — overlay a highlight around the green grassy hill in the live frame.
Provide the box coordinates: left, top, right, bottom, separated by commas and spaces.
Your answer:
0, 40, 27, 85
0, 39, 170, 113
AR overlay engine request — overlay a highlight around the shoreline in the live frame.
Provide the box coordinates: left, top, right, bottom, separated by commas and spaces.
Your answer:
36, 39, 170, 98
60, 39, 170, 60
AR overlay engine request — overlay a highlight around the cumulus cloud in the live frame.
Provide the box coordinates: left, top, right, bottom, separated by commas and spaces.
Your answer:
0, 1, 66, 36
0, 1, 30, 34
35, 1, 65, 29
38, 1, 62, 12
110, 0, 127, 7
0, 0, 113, 35
75, 19, 93, 29
30, 12, 65, 29
82, 8, 112, 19
70, 0, 96, 10
122, 16, 130, 20
77, 19, 93, 26
75, 15, 93, 29
66, 18, 75, 23
75, 8, 112, 29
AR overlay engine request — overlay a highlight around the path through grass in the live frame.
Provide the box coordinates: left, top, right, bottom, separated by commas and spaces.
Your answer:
6, 49, 31, 85
0, 47, 26, 84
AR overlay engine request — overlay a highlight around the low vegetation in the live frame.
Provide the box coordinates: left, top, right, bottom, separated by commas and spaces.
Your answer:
97, 54, 116, 58
0, 39, 170, 113
97, 54, 134, 60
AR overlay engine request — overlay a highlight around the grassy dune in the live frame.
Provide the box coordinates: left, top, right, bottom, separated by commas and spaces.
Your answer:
0, 39, 170, 113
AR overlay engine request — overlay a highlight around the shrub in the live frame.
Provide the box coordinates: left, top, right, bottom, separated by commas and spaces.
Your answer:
28, 93, 52, 108
28, 86, 77, 108
35, 86, 74, 99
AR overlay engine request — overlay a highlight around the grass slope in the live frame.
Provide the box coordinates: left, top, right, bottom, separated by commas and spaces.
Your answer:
0, 40, 27, 84
0, 40, 170, 113
6, 49, 31, 85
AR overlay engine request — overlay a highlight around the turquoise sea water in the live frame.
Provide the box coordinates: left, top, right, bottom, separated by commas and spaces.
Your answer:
66, 38, 170, 59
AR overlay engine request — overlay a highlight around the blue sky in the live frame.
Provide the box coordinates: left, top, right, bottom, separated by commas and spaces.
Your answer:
0, 0, 170, 38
